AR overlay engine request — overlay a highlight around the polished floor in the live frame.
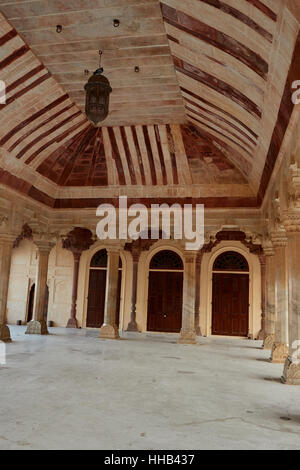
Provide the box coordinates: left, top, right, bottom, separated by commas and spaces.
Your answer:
1, 326, 300, 450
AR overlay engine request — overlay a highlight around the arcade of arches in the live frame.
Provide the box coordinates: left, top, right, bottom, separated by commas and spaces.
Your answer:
0, 0, 300, 391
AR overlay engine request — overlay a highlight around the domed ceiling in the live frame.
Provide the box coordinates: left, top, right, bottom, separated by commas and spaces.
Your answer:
0, 0, 299, 209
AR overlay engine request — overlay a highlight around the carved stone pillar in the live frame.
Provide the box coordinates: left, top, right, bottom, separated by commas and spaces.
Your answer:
270, 232, 289, 363
178, 252, 197, 345
262, 246, 276, 350
99, 248, 121, 340
282, 208, 300, 384
62, 228, 94, 328
194, 251, 203, 336
127, 250, 140, 332
26, 242, 53, 335
125, 239, 153, 332
67, 252, 81, 328
257, 253, 267, 341
0, 236, 14, 342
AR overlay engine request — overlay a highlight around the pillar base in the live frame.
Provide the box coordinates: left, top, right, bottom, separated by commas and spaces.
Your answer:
99, 324, 120, 340
126, 320, 138, 332
0, 324, 11, 343
270, 342, 288, 364
282, 356, 300, 385
257, 329, 265, 341
195, 325, 202, 336
25, 320, 49, 335
66, 318, 78, 329
263, 334, 275, 350
178, 329, 197, 345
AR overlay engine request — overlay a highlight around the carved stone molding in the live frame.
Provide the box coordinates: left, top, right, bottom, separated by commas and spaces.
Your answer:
0, 215, 8, 227
62, 227, 94, 254
13, 223, 33, 248
270, 230, 288, 247
199, 230, 263, 256
282, 357, 300, 385
263, 334, 275, 350
125, 238, 154, 262
263, 242, 275, 257
287, 164, 300, 210
271, 342, 289, 364
282, 209, 300, 233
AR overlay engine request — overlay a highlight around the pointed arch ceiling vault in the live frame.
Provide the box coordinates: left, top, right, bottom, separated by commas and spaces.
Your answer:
0, 0, 299, 209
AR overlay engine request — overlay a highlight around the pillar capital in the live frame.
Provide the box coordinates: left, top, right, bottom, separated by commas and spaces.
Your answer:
183, 251, 198, 263
262, 238, 274, 257
270, 230, 288, 247
0, 233, 18, 246
62, 227, 94, 255
282, 209, 300, 234
106, 246, 121, 256
125, 238, 153, 263
34, 240, 56, 254
286, 163, 300, 209
263, 246, 275, 257
33, 230, 59, 253
14, 224, 33, 248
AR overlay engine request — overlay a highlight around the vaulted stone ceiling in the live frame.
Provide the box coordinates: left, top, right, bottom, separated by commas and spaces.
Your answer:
0, 0, 299, 209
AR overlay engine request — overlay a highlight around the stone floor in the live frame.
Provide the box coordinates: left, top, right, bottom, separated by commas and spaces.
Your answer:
1, 326, 300, 450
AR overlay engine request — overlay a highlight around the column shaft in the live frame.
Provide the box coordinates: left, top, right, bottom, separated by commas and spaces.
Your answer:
178, 253, 197, 344
270, 240, 289, 363
127, 256, 139, 332
258, 254, 267, 341
282, 231, 300, 384
99, 250, 120, 340
263, 252, 276, 349
26, 246, 51, 335
66, 253, 81, 328
194, 252, 202, 336
0, 239, 13, 342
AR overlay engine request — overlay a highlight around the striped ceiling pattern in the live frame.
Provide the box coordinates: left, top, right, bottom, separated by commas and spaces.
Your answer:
0, 0, 299, 209
36, 123, 246, 187
160, 0, 299, 191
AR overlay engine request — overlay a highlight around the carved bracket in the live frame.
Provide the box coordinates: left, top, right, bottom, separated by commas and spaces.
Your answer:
13, 223, 33, 248
62, 227, 94, 255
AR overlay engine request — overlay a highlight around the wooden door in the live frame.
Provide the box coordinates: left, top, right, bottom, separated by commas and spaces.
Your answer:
147, 271, 183, 333
86, 270, 107, 328
212, 273, 249, 336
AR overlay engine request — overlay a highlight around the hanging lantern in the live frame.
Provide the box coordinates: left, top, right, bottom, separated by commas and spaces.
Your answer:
84, 51, 112, 126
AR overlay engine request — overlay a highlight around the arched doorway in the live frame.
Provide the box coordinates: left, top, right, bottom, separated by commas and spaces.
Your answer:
147, 250, 184, 333
212, 251, 249, 337
86, 250, 122, 328
27, 284, 49, 323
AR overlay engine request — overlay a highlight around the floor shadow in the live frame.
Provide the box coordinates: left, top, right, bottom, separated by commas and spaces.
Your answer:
263, 377, 283, 384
